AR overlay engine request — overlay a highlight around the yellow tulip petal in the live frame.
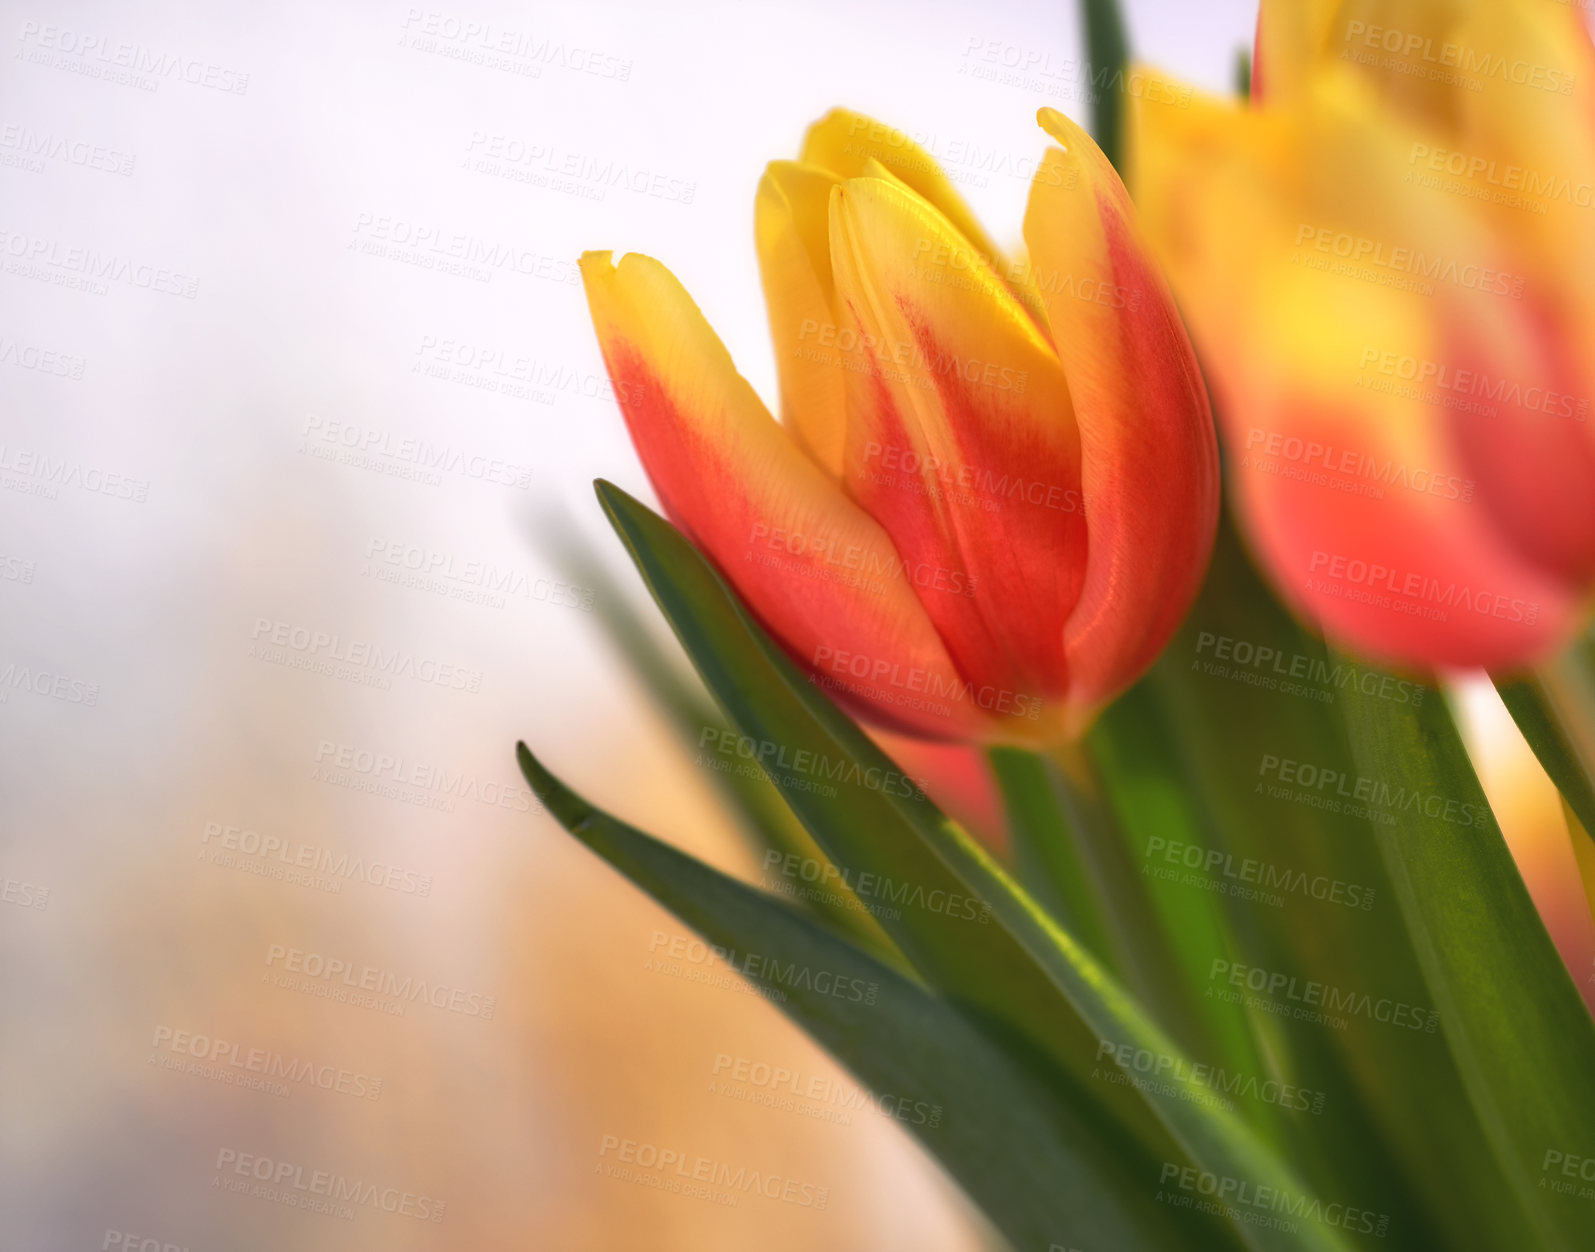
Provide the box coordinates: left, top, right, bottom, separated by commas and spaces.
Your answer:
802, 109, 1053, 329
756, 160, 849, 476
1255, 0, 1342, 103
802, 108, 1005, 268
827, 176, 1085, 714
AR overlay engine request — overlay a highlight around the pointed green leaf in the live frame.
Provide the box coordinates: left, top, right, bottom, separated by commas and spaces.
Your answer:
1104, 515, 1530, 1247
1336, 664, 1595, 1251
519, 742, 1231, 1252
540, 516, 902, 961
591, 479, 1353, 1252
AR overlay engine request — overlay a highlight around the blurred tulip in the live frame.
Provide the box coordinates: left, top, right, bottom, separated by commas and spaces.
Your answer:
580, 108, 1218, 742
1131, 0, 1595, 671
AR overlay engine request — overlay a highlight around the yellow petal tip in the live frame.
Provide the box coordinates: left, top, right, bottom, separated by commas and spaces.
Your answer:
1036, 107, 1085, 150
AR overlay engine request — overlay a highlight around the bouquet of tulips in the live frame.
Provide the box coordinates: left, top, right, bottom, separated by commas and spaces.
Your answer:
521, 1, 1595, 1246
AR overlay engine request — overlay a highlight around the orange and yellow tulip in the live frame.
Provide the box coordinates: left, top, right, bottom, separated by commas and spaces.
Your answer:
1131, 0, 1595, 671
582, 108, 1218, 742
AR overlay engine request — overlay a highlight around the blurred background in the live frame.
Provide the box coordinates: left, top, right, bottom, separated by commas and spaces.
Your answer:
3, 0, 1587, 1249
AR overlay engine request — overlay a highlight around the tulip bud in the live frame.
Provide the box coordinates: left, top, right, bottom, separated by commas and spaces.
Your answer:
1131, 1, 1595, 671
581, 109, 1219, 740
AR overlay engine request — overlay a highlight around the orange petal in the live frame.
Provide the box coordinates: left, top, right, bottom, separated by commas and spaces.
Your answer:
1026, 108, 1220, 729
827, 177, 1085, 720
579, 250, 1012, 739
1232, 380, 1586, 670
1131, 66, 1595, 669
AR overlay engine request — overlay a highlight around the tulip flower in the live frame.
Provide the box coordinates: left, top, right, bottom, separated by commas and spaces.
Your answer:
581, 108, 1218, 742
1129, 0, 1595, 671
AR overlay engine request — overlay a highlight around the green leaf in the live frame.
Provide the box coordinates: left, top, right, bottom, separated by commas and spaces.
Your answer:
989, 746, 1120, 970
591, 479, 1352, 1252
1110, 514, 1531, 1247
519, 743, 1225, 1252
991, 737, 1222, 1066
1336, 663, 1595, 1251
539, 514, 902, 962
1086, 679, 1289, 1095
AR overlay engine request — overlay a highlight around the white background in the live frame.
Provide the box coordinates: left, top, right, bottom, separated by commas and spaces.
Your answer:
0, 2, 1254, 1247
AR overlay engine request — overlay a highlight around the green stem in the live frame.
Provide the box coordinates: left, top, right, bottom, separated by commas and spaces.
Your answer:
1080, 0, 1130, 172
991, 737, 1212, 1056
989, 745, 1118, 970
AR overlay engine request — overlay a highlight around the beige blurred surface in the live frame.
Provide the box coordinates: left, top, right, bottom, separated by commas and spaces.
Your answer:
0, 0, 1259, 1247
